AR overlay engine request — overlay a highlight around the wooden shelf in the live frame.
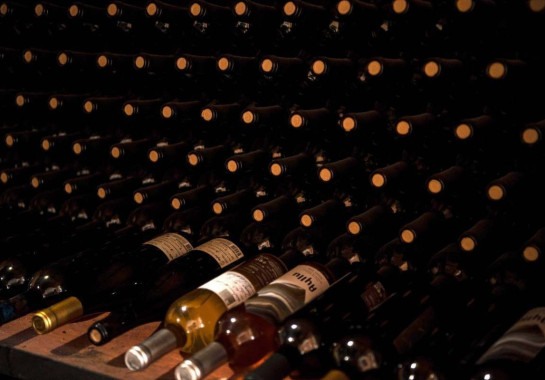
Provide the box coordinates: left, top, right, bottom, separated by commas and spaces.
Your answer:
0, 312, 235, 380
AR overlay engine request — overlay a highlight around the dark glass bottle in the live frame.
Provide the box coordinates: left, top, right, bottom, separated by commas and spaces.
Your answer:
326, 0, 385, 55
30, 206, 204, 335
96, 175, 145, 201
187, 0, 235, 49
398, 244, 545, 380
0, 196, 136, 299
277, 0, 331, 55
231, 0, 282, 50
173, 256, 352, 380
87, 216, 288, 347
0, 201, 172, 324
144, 0, 191, 44
159, 99, 203, 125
123, 247, 311, 370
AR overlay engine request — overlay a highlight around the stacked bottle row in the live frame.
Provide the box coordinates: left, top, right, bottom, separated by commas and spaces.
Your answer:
2, 0, 545, 380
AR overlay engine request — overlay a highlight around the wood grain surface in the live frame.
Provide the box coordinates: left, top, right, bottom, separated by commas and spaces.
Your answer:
0, 312, 235, 380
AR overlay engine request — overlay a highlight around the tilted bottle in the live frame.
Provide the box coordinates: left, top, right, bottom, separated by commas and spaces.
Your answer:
231, 0, 283, 51
86, 210, 281, 346
123, 245, 315, 371
0, 193, 133, 299
398, 240, 545, 380
0, 201, 172, 324
173, 256, 352, 380
242, 274, 376, 380
29, 205, 203, 335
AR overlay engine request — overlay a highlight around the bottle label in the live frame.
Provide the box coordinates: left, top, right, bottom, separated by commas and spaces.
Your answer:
144, 233, 194, 262
246, 264, 331, 322
477, 307, 545, 364
361, 281, 390, 311
196, 238, 245, 268
199, 254, 287, 309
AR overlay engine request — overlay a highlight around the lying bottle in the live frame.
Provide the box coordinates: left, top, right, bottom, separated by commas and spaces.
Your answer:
397, 246, 545, 380
123, 247, 312, 371
87, 215, 294, 347
0, 196, 136, 299
30, 205, 206, 334
467, 302, 545, 380
1, 188, 101, 253
0, 201, 172, 325
173, 256, 352, 380
242, 239, 429, 380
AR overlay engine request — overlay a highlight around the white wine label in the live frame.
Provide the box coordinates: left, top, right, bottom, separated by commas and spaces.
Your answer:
477, 307, 545, 364
144, 233, 194, 262
197, 238, 245, 268
246, 264, 331, 322
200, 272, 255, 308
199, 254, 287, 308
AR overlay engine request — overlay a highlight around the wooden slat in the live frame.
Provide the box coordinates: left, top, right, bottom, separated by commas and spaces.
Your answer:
0, 313, 235, 380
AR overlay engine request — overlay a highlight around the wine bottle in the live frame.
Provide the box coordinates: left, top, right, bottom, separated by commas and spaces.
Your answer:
0, 186, 67, 241
338, 107, 386, 137
132, 179, 181, 206
88, 218, 287, 347
144, 0, 191, 44
55, 50, 100, 90
173, 52, 217, 81
322, 247, 485, 379
66, 2, 117, 51
521, 225, 545, 264
242, 253, 410, 380
96, 175, 145, 201
0, 196, 136, 299
232, 0, 282, 51
124, 247, 313, 370
278, 0, 331, 54
0, 163, 46, 188
426, 305, 545, 380
306, 56, 356, 89
356, 57, 413, 103
327, 0, 384, 51
484, 170, 544, 221
397, 208, 469, 258
209, 185, 266, 216
520, 117, 545, 166
344, 200, 414, 261
187, 0, 235, 44
251, 189, 315, 227
457, 216, 534, 261
240, 103, 288, 130
298, 198, 358, 233
215, 54, 259, 97
173, 256, 352, 380
0, 200, 172, 324
256, 55, 308, 104
288, 105, 339, 135
199, 100, 246, 129
30, 206, 204, 335
240, 299, 372, 379
106, 1, 158, 50
4, 129, 50, 162
159, 99, 203, 125
186, 144, 233, 170
46, 93, 91, 124
399, 244, 545, 380
121, 96, 163, 118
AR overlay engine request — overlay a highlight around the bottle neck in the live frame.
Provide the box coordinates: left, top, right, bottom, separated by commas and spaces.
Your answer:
174, 341, 229, 380
124, 327, 180, 371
